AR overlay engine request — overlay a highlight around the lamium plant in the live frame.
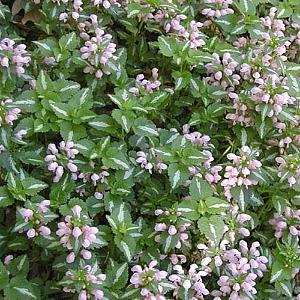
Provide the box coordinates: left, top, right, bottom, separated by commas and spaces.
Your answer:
0, 0, 300, 299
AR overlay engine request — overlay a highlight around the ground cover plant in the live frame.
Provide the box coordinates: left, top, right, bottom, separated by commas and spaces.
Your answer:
0, 0, 300, 299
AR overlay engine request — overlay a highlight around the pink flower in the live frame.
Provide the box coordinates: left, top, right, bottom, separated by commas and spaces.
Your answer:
72, 205, 82, 217
168, 225, 177, 235
93, 290, 104, 299
27, 229, 36, 238
39, 226, 51, 236
66, 252, 75, 263
20, 208, 33, 221
81, 249, 92, 260
78, 290, 87, 300
72, 227, 82, 239
155, 223, 167, 232
4, 255, 13, 265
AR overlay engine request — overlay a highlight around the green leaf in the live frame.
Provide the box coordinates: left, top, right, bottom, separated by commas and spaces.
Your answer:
158, 36, 174, 57
49, 101, 71, 119
111, 202, 132, 224
127, 3, 151, 18
112, 109, 135, 133
59, 32, 79, 51
275, 281, 292, 297
36, 70, 52, 93
114, 235, 136, 261
215, 14, 238, 32
198, 216, 224, 244
0, 186, 13, 208
236, 0, 256, 15
60, 121, 87, 141
12, 91, 39, 113
88, 115, 116, 133
160, 231, 179, 253
168, 163, 189, 189
231, 186, 251, 211
103, 147, 130, 170
22, 177, 48, 196
276, 5, 293, 18
7, 255, 29, 277
106, 261, 128, 290
8, 236, 29, 251
205, 197, 230, 214
177, 200, 199, 220
4, 277, 38, 300
172, 71, 192, 91
33, 38, 58, 55
182, 147, 207, 165
189, 177, 213, 200
0, 262, 9, 290
133, 118, 159, 137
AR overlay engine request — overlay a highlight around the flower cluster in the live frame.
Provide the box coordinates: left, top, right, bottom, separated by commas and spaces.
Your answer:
269, 206, 300, 238
45, 141, 79, 182
79, 15, 117, 78
57, 0, 121, 22
0, 99, 21, 126
62, 262, 106, 300
136, 150, 167, 174
221, 146, 262, 200
130, 260, 171, 299
169, 264, 210, 299
276, 154, 300, 187
202, 0, 234, 19
154, 207, 191, 250
56, 205, 101, 262
212, 241, 268, 300
17, 200, 57, 239
224, 204, 252, 242
165, 16, 206, 49
129, 68, 161, 95
0, 38, 31, 76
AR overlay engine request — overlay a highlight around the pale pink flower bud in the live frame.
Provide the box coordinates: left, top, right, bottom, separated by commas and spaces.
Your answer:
241, 146, 251, 155
201, 257, 212, 266
103, 0, 110, 8
66, 252, 75, 263
4, 255, 13, 265
288, 176, 296, 186
39, 226, 51, 236
55, 166, 64, 177
237, 214, 251, 223
93, 290, 104, 299
81, 249, 92, 260
239, 227, 250, 236
45, 155, 56, 162
214, 71, 223, 81
183, 279, 191, 290
48, 162, 58, 171
72, 205, 82, 217
155, 223, 167, 231
94, 192, 103, 200
27, 228, 36, 238
72, 11, 79, 20
1, 57, 9, 67
78, 290, 87, 300
290, 226, 298, 236
20, 208, 33, 220
154, 209, 163, 216
214, 256, 223, 267
67, 162, 77, 173
72, 227, 82, 239
48, 143, 58, 154
168, 225, 177, 235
